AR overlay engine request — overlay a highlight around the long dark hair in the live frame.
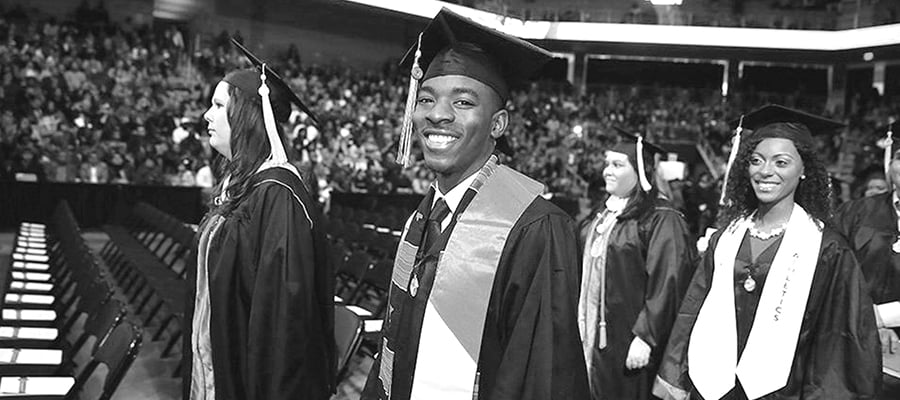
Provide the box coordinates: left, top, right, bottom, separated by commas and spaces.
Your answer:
209, 82, 290, 216
717, 135, 832, 226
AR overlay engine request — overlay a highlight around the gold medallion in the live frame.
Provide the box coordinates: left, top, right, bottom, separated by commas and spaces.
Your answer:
743, 275, 757, 292
409, 276, 419, 297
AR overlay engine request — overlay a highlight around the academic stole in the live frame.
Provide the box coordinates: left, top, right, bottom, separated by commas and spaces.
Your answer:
378, 156, 543, 399
578, 208, 621, 365
688, 203, 821, 400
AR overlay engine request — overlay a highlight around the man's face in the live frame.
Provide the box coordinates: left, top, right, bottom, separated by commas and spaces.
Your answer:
413, 75, 504, 189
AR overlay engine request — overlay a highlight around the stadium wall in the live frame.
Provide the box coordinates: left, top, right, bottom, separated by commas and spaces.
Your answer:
203, 0, 418, 69
0, 0, 154, 24
0, 0, 417, 69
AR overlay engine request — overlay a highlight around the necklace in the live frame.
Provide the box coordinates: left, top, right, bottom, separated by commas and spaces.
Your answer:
748, 224, 785, 240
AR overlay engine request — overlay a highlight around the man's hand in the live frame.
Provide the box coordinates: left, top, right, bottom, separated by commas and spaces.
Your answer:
625, 336, 651, 370
880, 328, 899, 354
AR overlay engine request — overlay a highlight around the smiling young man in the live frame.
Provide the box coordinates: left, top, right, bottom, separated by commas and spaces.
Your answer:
362, 8, 589, 400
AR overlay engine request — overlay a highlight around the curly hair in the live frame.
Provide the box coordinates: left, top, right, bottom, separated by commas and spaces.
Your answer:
717, 134, 832, 226
208, 82, 290, 216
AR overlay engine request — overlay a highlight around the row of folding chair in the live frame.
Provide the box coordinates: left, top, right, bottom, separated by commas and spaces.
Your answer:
330, 204, 408, 232
109, 202, 194, 279
99, 203, 188, 376
332, 245, 392, 316
2, 202, 142, 399
132, 203, 195, 278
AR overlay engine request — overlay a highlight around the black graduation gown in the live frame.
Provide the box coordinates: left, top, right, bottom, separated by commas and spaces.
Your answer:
833, 193, 900, 317
656, 226, 881, 399
579, 197, 698, 400
362, 196, 590, 400
183, 168, 335, 400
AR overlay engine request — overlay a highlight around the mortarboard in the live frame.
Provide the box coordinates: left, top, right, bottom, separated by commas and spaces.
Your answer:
228, 39, 319, 126
729, 104, 844, 149
225, 38, 319, 168
610, 127, 667, 192
719, 104, 844, 205
395, 8, 554, 167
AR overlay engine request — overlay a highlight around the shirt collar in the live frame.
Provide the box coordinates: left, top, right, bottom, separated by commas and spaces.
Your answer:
605, 195, 629, 213
432, 171, 479, 216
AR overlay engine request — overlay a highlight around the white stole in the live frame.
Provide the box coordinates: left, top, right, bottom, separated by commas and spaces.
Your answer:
688, 203, 821, 400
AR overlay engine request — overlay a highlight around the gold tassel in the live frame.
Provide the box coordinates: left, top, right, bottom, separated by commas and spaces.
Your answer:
258, 63, 288, 164
398, 33, 423, 168
636, 135, 652, 192
885, 120, 894, 183
719, 115, 743, 206
598, 321, 607, 350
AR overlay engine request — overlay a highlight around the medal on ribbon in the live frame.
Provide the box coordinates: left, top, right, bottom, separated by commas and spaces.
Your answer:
744, 276, 757, 292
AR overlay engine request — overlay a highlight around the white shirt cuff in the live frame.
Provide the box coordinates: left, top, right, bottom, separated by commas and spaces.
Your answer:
876, 302, 900, 328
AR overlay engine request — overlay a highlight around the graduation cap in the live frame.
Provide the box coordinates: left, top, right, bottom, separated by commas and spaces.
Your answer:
719, 104, 844, 205
224, 38, 319, 167
395, 8, 554, 167
228, 39, 319, 126
610, 127, 667, 192
729, 104, 844, 148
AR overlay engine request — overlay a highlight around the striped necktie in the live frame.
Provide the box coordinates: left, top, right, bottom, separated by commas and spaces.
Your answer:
423, 198, 450, 253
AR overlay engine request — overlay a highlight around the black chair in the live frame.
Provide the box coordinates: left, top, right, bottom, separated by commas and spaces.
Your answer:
334, 305, 364, 383
352, 258, 393, 318
0, 298, 128, 377
65, 320, 143, 400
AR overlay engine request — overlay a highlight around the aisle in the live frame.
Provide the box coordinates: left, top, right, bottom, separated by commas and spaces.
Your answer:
80, 230, 182, 400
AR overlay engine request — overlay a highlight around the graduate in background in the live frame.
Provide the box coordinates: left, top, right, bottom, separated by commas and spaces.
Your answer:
578, 129, 697, 400
832, 121, 900, 394
362, 8, 589, 400
184, 40, 335, 400
655, 105, 880, 400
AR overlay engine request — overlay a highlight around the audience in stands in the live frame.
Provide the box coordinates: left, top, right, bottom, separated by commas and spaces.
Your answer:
0, 5, 898, 224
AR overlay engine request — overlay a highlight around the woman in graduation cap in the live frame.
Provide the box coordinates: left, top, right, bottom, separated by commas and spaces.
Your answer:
578, 128, 697, 400
184, 40, 335, 400
654, 105, 880, 400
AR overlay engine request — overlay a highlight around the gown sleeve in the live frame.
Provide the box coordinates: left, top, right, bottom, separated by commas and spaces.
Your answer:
632, 209, 698, 350
831, 199, 860, 240
653, 230, 720, 400
800, 236, 881, 398
241, 183, 333, 400
481, 204, 590, 400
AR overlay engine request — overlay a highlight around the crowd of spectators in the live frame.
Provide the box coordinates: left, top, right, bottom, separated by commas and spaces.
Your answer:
461, 0, 899, 30
0, 2, 210, 188
1, 3, 898, 226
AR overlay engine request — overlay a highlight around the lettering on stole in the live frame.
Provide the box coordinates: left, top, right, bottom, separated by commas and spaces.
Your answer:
773, 253, 800, 322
